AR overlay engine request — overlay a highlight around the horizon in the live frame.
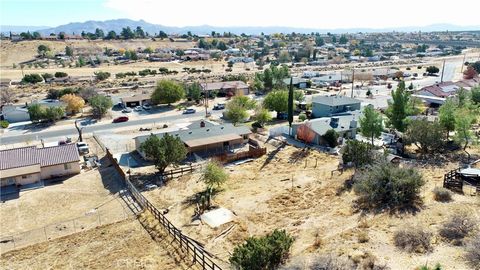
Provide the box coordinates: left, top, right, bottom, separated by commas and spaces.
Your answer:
1, 0, 480, 30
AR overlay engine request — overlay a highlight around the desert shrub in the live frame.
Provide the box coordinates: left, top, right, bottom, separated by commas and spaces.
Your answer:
465, 234, 480, 268
342, 140, 375, 168
298, 113, 307, 121
230, 229, 294, 270
439, 213, 476, 244
393, 226, 432, 253
357, 231, 370, 243
280, 254, 355, 270
0, 120, 9, 128
417, 263, 442, 270
432, 187, 452, 202
353, 160, 425, 210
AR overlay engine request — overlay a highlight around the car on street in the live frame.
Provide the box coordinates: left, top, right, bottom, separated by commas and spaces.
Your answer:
122, 107, 132, 113
134, 106, 143, 112
183, 108, 196, 114
213, 103, 225, 110
76, 142, 90, 155
113, 116, 129, 123
142, 104, 152, 110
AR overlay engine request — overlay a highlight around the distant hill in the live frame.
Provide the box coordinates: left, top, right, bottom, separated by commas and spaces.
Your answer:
2, 19, 480, 35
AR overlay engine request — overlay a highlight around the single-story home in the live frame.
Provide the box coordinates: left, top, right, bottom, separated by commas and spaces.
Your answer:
1, 105, 30, 123
201, 81, 249, 96
283, 78, 308, 89
416, 82, 460, 98
292, 110, 362, 146
120, 94, 151, 107
135, 123, 252, 159
311, 95, 361, 118
0, 144, 81, 187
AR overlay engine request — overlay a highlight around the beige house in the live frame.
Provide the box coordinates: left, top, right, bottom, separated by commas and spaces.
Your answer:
0, 144, 81, 187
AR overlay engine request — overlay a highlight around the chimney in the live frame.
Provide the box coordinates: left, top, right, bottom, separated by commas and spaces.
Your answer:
350, 119, 357, 128
330, 117, 339, 128
200, 120, 205, 128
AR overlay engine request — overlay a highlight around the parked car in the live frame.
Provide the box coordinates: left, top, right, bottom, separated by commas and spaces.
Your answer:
134, 106, 143, 112
277, 112, 288, 120
113, 116, 129, 123
76, 142, 90, 154
122, 107, 132, 113
144, 184, 158, 191
183, 108, 196, 114
213, 103, 225, 110
142, 104, 152, 110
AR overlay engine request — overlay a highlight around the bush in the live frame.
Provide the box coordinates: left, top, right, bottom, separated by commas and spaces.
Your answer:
465, 235, 480, 267
353, 160, 425, 210
432, 187, 452, 202
21, 73, 43, 84
323, 129, 339, 147
418, 263, 442, 270
298, 113, 307, 121
54, 71, 68, 78
439, 213, 476, 244
94, 71, 111, 81
341, 140, 374, 168
230, 229, 294, 270
280, 254, 355, 270
393, 226, 432, 253
0, 120, 9, 128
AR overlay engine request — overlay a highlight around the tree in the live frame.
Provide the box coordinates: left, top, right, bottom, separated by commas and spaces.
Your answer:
360, 105, 383, 145
386, 81, 409, 132
426, 66, 440, 75
405, 119, 445, 155
230, 229, 294, 270
253, 107, 272, 127
353, 160, 425, 210
185, 82, 202, 103
463, 65, 478, 80
1, 88, 15, 105
287, 78, 294, 132
454, 109, 475, 161
105, 30, 117, 40
151, 80, 185, 105
342, 140, 374, 168
44, 107, 64, 122
60, 94, 85, 114
121, 27, 135, 39
139, 133, 187, 173
217, 41, 227, 51
278, 51, 291, 63
225, 96, 256, 125
94, 71, 111, 81
470, 86, 480, 104
339, 35, 348, 44
89, 95, 112, 118
263, 90, 288, 115
315, 36, 325, 46
37, 44, 50, 57
28, 104, 44, 122
54, 71, 68, 78
22, 74, 43, 84
438, 99, 457, 140
470, 61, 480, 74
65, 46, 73, 57
323, 129, 339, 147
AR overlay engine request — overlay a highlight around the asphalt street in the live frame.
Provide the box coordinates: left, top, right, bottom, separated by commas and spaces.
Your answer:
0, 110, 223, 145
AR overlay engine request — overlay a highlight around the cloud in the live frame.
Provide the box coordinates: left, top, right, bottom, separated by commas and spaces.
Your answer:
103, 0, 480, 28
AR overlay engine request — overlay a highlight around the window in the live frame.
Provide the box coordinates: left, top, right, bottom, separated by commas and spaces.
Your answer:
21, 175, 28, 179
243, 135, 249, 140
64, 163, 72, 170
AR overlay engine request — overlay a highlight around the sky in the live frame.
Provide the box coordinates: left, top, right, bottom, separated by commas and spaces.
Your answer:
1, 0, 480, 29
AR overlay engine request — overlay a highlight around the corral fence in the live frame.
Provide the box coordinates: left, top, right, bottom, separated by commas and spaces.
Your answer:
93, 131, 107, 152
444, 167, 480, 194
105, 148, 223, 270
215, 142, 267, 164
0, 207, 131, 253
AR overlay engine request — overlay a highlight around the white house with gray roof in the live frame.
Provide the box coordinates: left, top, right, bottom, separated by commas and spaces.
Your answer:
311, 95, 361, 118
135, 123, 252, 159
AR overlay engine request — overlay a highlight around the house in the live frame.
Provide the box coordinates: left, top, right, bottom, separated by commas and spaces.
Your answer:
135, 123, 252, 159
311, 95, 361, 118
416, 82, 460, 98
201, 81, 249, 96
283, 78, 308, 89
291, 111, 362, 146
1, 105, 30, 123
0, 144, 81, 187
120, 94, 151, 107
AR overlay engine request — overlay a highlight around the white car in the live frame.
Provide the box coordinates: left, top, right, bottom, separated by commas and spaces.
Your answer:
142, 104, 152, 110
76, 142, 90, 154
122, 107, 132, 113
134, 106, 143, 112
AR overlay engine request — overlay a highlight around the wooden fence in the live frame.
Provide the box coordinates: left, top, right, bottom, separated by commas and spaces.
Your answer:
215, 144, 267, 164
443, 168, 463, 193
105, 148, 222, 270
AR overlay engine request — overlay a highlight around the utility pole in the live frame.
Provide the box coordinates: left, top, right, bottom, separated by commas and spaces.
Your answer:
440, 60, 446, 83
351, 69, 355, 98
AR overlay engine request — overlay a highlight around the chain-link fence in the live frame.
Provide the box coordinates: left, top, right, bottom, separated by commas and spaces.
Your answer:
0, 206, 133, 253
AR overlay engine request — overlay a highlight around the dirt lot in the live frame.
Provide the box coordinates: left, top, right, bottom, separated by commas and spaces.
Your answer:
0, 166, 127, 237
140, 144, 480, 270
0, 218, 192, 270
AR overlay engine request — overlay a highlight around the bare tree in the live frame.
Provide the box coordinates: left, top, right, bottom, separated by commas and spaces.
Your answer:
0, 88, 15, 106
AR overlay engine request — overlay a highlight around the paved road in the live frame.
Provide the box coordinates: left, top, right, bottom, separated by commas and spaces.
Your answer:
1, 110, 223, 145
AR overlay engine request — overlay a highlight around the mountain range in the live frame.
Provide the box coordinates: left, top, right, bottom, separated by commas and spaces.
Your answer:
1, 19, 480, 35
